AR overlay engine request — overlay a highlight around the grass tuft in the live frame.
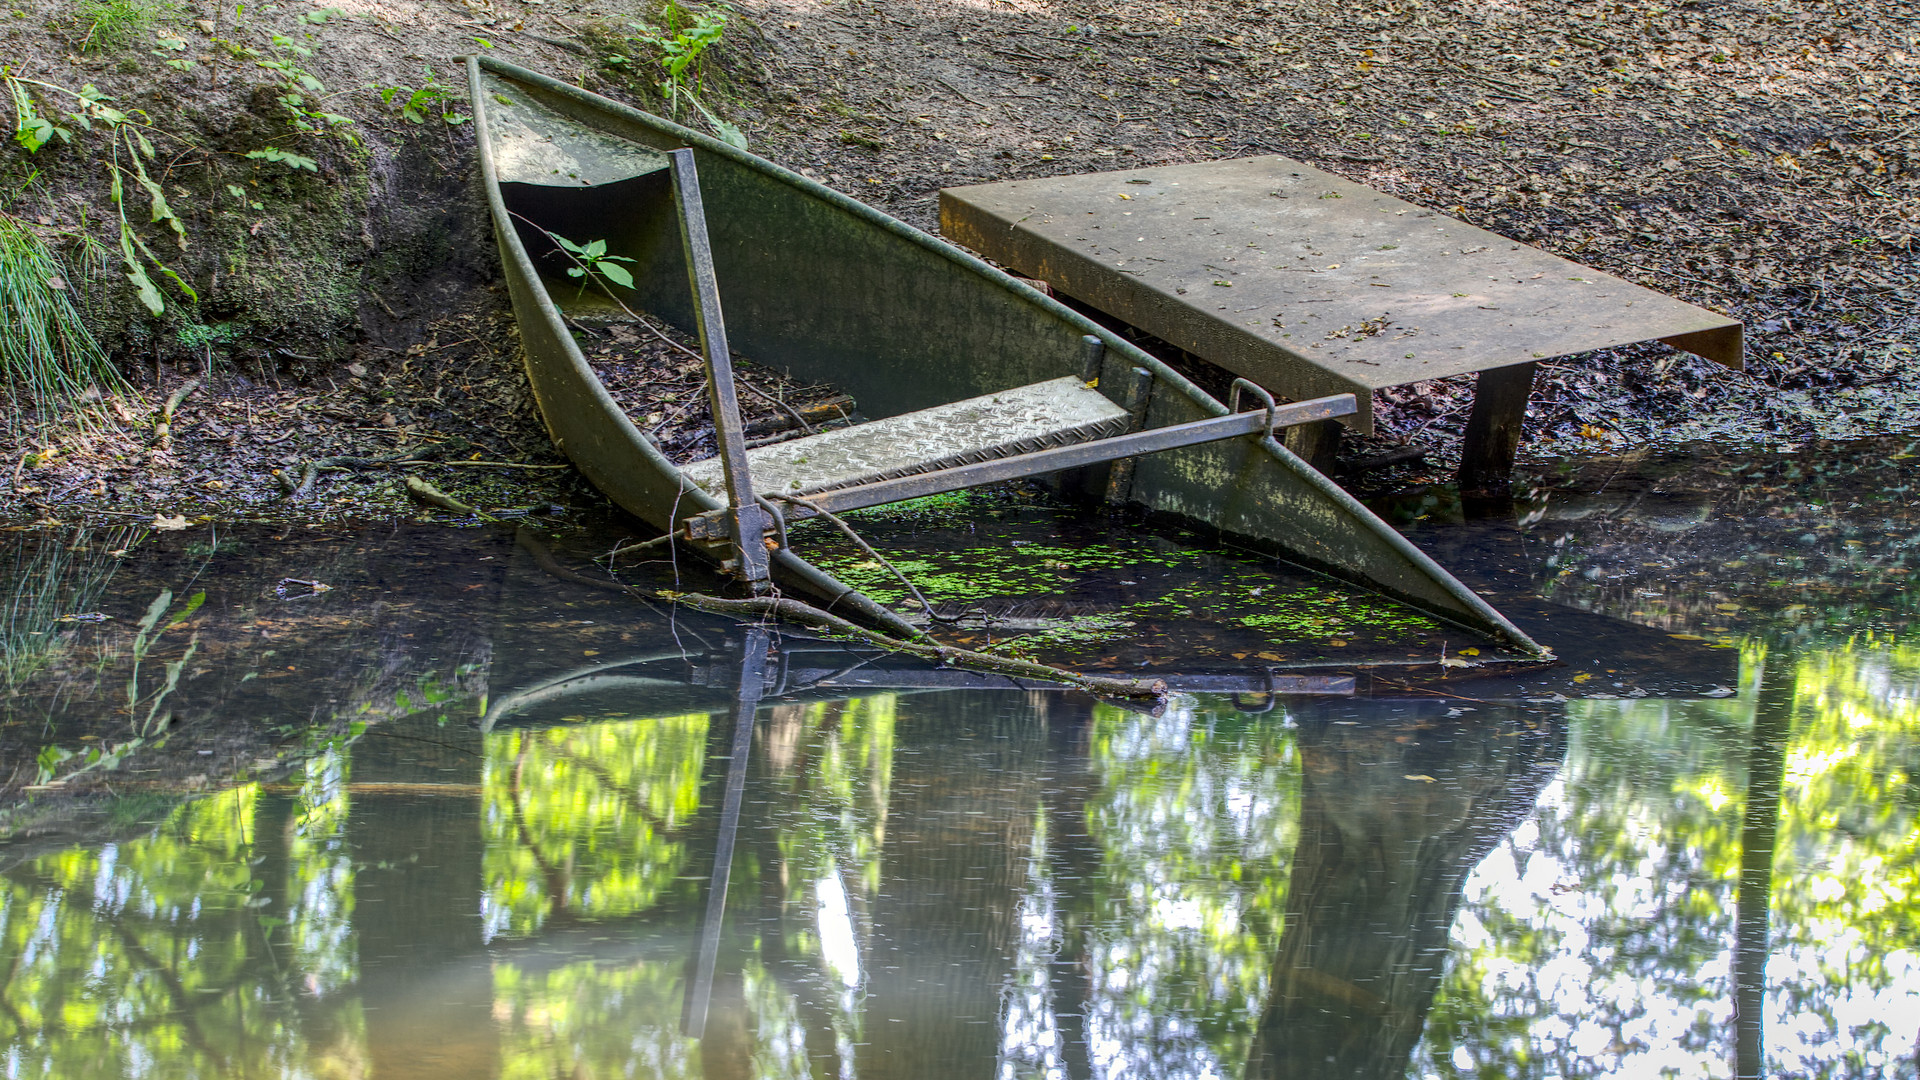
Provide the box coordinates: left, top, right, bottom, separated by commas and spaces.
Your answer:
75, 0, 160, 53
0, 212, 125, 430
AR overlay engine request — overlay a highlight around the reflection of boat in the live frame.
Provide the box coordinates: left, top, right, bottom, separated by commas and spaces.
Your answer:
480, 633, 1359, 733
466, 55, 1539, 655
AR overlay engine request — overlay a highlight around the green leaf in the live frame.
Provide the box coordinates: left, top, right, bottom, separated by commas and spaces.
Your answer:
124, 259, 165, 314
124, 226, 198, 304
135, 589, 174, 637
598, 261, 635, 289
582, 238, 606, 258
685, 90, 747, 150
131, 166, 186, 244
167, 591, 207, 628
35, 744, 74, 783
16, 115, 53, 152
246, 147, 319, 171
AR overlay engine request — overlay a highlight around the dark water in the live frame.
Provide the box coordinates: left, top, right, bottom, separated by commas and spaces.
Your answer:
2, 439, 1919, 1078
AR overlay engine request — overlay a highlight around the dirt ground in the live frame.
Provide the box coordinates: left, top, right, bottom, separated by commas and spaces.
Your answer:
2, 0, 1915, 525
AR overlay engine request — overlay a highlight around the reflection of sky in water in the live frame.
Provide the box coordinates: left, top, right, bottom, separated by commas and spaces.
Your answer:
5, 645, 1919, 1078
1419, 647, 1920, 1079
1075, 699, 1295, 1080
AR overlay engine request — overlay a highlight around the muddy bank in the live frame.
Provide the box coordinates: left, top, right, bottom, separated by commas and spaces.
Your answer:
2, 0, 1914, 525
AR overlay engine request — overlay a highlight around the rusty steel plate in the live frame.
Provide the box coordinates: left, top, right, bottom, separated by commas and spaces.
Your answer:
941, 156, 1742, 431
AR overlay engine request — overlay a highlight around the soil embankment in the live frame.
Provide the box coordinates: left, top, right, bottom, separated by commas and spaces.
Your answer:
2, 0, 1914, 524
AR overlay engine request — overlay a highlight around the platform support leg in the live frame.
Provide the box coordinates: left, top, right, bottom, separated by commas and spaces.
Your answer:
1103, 365, 1155, 507
1282, 418, 1342, 474
1458, 362, 1536, 495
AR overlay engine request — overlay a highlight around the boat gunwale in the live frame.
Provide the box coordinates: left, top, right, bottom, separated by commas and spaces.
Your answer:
467, 55, 1543, 657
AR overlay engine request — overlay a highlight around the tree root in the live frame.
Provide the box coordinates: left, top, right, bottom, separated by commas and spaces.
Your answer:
277, 443, 445, 499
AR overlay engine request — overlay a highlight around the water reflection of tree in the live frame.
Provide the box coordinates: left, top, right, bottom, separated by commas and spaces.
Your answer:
482, 694, 901, 1080
0, 762, 366, 1077
1417, 644, 1920, 1078
1065, 699, 1303, 1080
481, 714, 710, 936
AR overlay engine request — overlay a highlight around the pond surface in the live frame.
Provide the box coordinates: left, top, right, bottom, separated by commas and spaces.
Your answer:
2, 437, 1918, 1079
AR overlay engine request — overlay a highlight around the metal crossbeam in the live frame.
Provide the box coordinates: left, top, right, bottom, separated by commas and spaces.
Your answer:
686, 391, 1356, 539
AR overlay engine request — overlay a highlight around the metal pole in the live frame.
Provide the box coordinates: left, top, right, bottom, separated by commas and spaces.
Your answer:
681, 628, 772, 1038
669, 147, 772, 591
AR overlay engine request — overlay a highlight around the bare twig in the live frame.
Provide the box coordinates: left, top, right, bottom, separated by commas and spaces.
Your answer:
771, 494, 951, 623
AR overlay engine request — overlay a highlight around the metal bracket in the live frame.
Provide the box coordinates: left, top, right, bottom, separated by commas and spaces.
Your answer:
1228, 377, 1278, 432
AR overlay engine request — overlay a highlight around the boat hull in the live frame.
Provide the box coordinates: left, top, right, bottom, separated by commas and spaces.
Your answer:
467, 56, 1541, 655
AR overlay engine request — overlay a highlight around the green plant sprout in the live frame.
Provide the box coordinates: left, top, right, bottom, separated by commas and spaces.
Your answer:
253, 34, 358, 143
631, 4, 745, 148
552, 233, 635, 297
379, 67, 469, 126
7, 75, 197, 314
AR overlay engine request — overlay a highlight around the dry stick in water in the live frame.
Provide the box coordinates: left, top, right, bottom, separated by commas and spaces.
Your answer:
770, 493, 948, 623
514, 529, 1166, 700
405, 476, 498, 521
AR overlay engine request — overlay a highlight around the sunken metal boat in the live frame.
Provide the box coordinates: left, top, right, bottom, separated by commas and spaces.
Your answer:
466, 55, 1541, 654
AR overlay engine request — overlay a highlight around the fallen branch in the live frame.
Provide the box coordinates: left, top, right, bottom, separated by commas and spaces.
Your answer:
772, 494, 949, 623
396, 459, 570, 470
609, 531, 679, 560
662, 591, 1168, 700
405, 476, 498, 521
513, 529, 1164, 700
153, 378, 201, 452
282, 444, 441, 498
